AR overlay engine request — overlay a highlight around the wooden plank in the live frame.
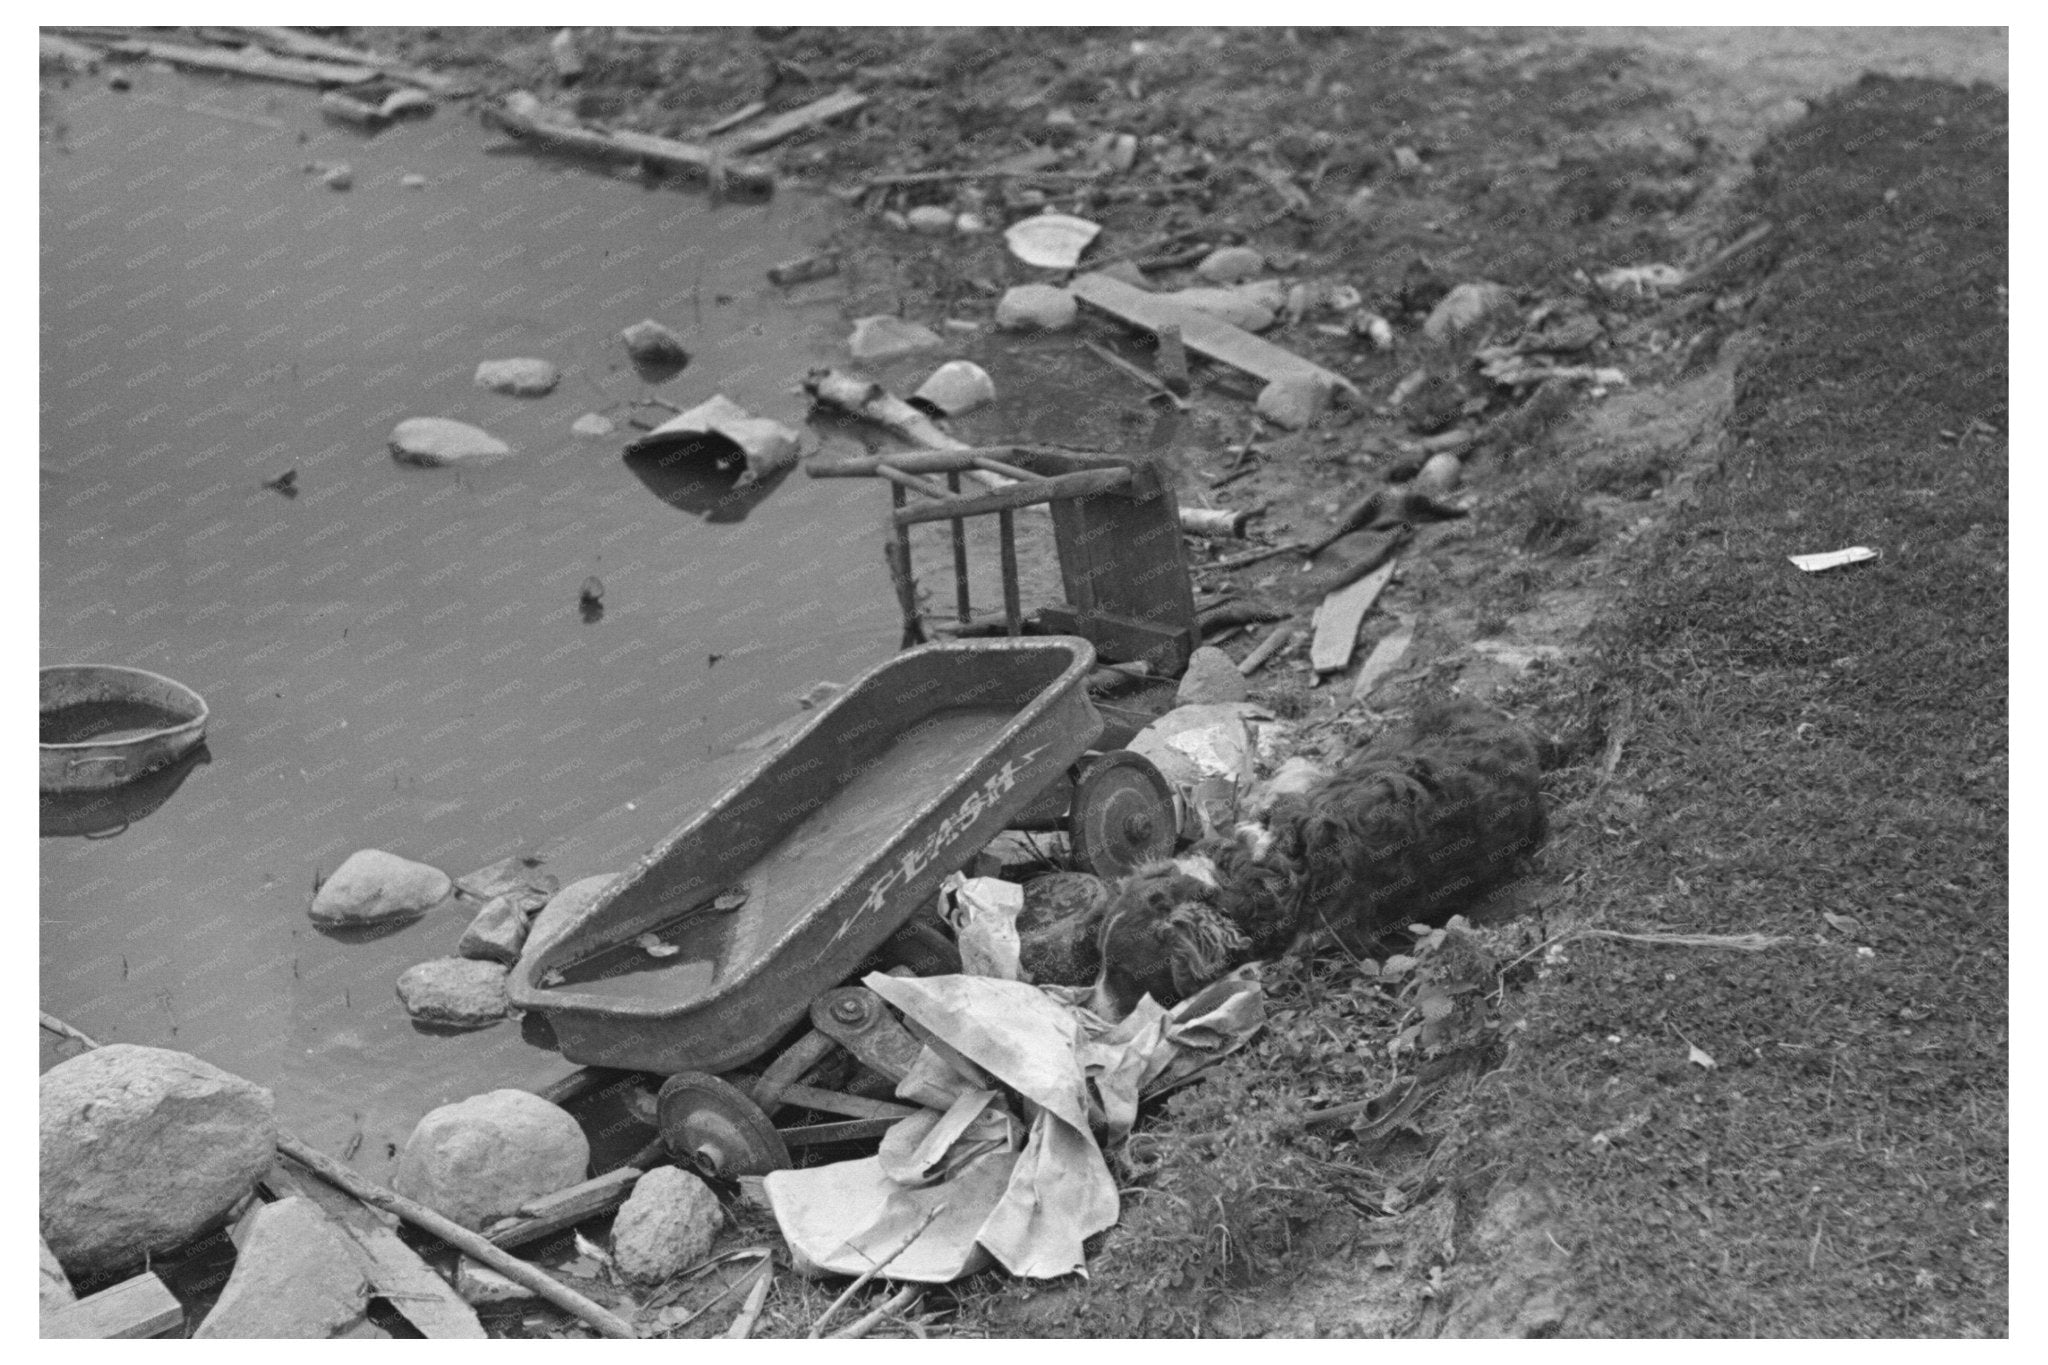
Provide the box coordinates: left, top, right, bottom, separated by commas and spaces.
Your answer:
485, 1167, 644, 1251
1071, 272, 1359, 400
714, 88, 869, 154
229, 27, 475, 94
1310, 558, 1398, 674
104, 38, 378, 86
41, 1272, 182, 1339
893, 468, 1133, 527
479, 104, 775, 196
1351, 616, 1415, 701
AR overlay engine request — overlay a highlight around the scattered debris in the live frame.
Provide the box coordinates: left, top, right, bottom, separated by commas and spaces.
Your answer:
1788, 546, 1880, 572
1178, 645, 1251, 705
1072, 271, 1359, 404
388, 417, 511, 468
767, 251, 840, 286
87, 36, 378, 87
1237, 620, 1297, 676
625, 393, 802, 485
847, 314, 946, 362
1079, 338, 1189, 410
1351, 615, 1416, 701
911, 360, 997, 418
1256, 374, 1332, 430
1310, 557, 1399, 675
473, 357, 560, 397
41, 1271, 182, 1340
995, 283, 1079, 332
482, 97, 775, 196
1422, 280, 1517, 349
946, 875, 1027, 981
1596, 262, 1686, 295
1180, 506, 1256, 539
713, 87, 869, 155
1004, 211, 1102, 269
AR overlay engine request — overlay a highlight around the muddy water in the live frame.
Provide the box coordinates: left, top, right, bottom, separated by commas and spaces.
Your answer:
38, 71, 921, 1167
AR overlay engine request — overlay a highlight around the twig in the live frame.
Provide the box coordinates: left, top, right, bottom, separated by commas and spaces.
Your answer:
804, 1203, 946, 1338
724, 1258, 775, 1339
1497, 927, 1792, 985
39, 1011, 639, 1336
1238, 621, 1296, 676
829, 1284, 925, 1339
1079, 339, 1189, 410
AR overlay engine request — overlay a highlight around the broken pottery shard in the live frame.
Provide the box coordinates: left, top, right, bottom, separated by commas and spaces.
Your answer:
912, 360, 998, 417
620, 319, 690, 375
473, 357, 560, 397
847, 314, 945, 363
994, 284, 1078, 333
1003, 211, 1101, 269
625, 394, 801, 484
389, 417, 511, 467
396, 958, 511, 1029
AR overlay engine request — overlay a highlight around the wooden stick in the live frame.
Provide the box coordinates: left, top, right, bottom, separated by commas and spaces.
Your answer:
1155, 324, 1192, 396
1238, 621, 1297, 675
97, 37, 377, 86
1079, 339, 1189, 410
804, 1204, 947, 1338
481, 102, 774, 195
38, 1013, 636, 1337
724, 1257, 776, 1339
1205, 540, 1306, 571
893, 468, 1132, 527
873, 462, 956, 502
830, 1284, 925, 1340
714, 88, 869, 154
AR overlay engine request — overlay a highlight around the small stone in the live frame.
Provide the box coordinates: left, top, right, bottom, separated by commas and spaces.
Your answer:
456, 1257, 536, 1306
1255, 375, 1332, 430
195, 1198, 368, 1338
995, 284, 1078, 333
312, 849, 453, 927
572, 412, 614, 437
400, 173, 429, 189
906, 205, 955, 235
847, 314, 944, 363
392, 1090, 590, 1231
1018, 873, 1109, 986
954, 211, 987, 235
40, 1237, 75, 1315
457, 888, 550, 965
1195, 245, 1266, 284
474, 358, 560, 397
611, 1166, 724, 1284
40, 1045, 277, 1277
620, 319, 689, 375
1422, 281, 1517, 349
397, 958, 511, 1028
1177, 646, 1251, 706
388, 418, 512, 468
322, 163, 353, 191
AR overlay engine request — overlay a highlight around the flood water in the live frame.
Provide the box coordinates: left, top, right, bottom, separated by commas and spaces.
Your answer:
38, 70, 924, 1168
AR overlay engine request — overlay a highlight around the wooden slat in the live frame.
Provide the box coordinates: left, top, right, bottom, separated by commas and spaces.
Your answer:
480, 104, 775, 195
41, 1272, 182, 1339
1310, 559, 1398, 674
104, 37, 378, 86
1351, 617, 1416, 701
893, 468, 1132, 527
486, 1167, 644, 1251
714, 89, 869, 154
873, 463, 955, 501
229, 27, 475, 94
1071, 272, 1359, 400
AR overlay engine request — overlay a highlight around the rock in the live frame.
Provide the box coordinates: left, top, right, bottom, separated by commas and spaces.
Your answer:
620, 319, 689, 375
1423, 281, 1517, 349
400, 173, 429, 190
1195, 245, 1266, 284
456, 853, 554, 903
40, 1045, 277, 1277
323, 163, 353, 191
457, 888, 550, 965
571, 412, 614, 437
1176, 646, 1251, 706
994, 284, 1078, 333
610, 1166, 723, 1284
392, 1090, 589, 1232
40, 1237, 75, 1314
1393, 145, 1424, 177
397, 958, 511, 1028
954, 211, 987, 235
1003, 211, 1101, 269
1018, 873, 1109, 986
389, 417, 511, 467
906, 205, 955, 235
312, 849, 452, 927
1256, 375, 1332, 430
847, 315, 944, 363
473, 358, 560, 397
380, 89, 435, 120
194, 1198, 368, 1338
912, 360, 997, 417
524, 873, 623, 963
456, 1257, 536, 1306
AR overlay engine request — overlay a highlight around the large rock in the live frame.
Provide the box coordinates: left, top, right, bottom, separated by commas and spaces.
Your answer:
457, 888, 549, 965
389, 417, 510, 467
523, 873, 622, 963
1018, 873, 1109, 986
40, 1045, 277, 1277
611, 1166, 723, 1284
1176, 645, 1250, 706
995, 284, 1078, 332
1195, 245, 1266, 284
397, 958, 510, 1028
847, 314, 944, 363
392, 1090, 589, 1231
474, 357, 560, 397
311, 849, 452, 928
194, 1198, 368, 1338
39, 1237, 74, 1315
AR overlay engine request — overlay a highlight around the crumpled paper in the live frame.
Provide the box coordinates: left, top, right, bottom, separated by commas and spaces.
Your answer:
942, 875, 1025, 981
763, 971, 1264, 1283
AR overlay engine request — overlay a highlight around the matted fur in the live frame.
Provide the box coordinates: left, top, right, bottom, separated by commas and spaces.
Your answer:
1089, 700, 1546, 1018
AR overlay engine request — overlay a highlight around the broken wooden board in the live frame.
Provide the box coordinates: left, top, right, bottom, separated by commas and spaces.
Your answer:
480, 103, 775, 195
41, 1272, 182, 1339
1351, 615, 1416, 701
714, 88, 868, 155
101, 37, 378, 86
486, 1167, 644, 1251
1071, 272, 1360, 402
1310, 558, 1398, 674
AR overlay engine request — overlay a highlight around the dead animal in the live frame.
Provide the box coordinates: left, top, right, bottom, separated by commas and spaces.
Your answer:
1088, 700, 1546, 1019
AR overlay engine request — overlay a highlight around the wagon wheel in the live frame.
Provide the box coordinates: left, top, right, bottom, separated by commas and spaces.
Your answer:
657, 1072, 790, 1178
1068, 750, 1178, 880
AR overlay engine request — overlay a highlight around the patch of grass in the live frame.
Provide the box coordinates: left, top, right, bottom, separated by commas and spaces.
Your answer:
1518, 481, 1601, 557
